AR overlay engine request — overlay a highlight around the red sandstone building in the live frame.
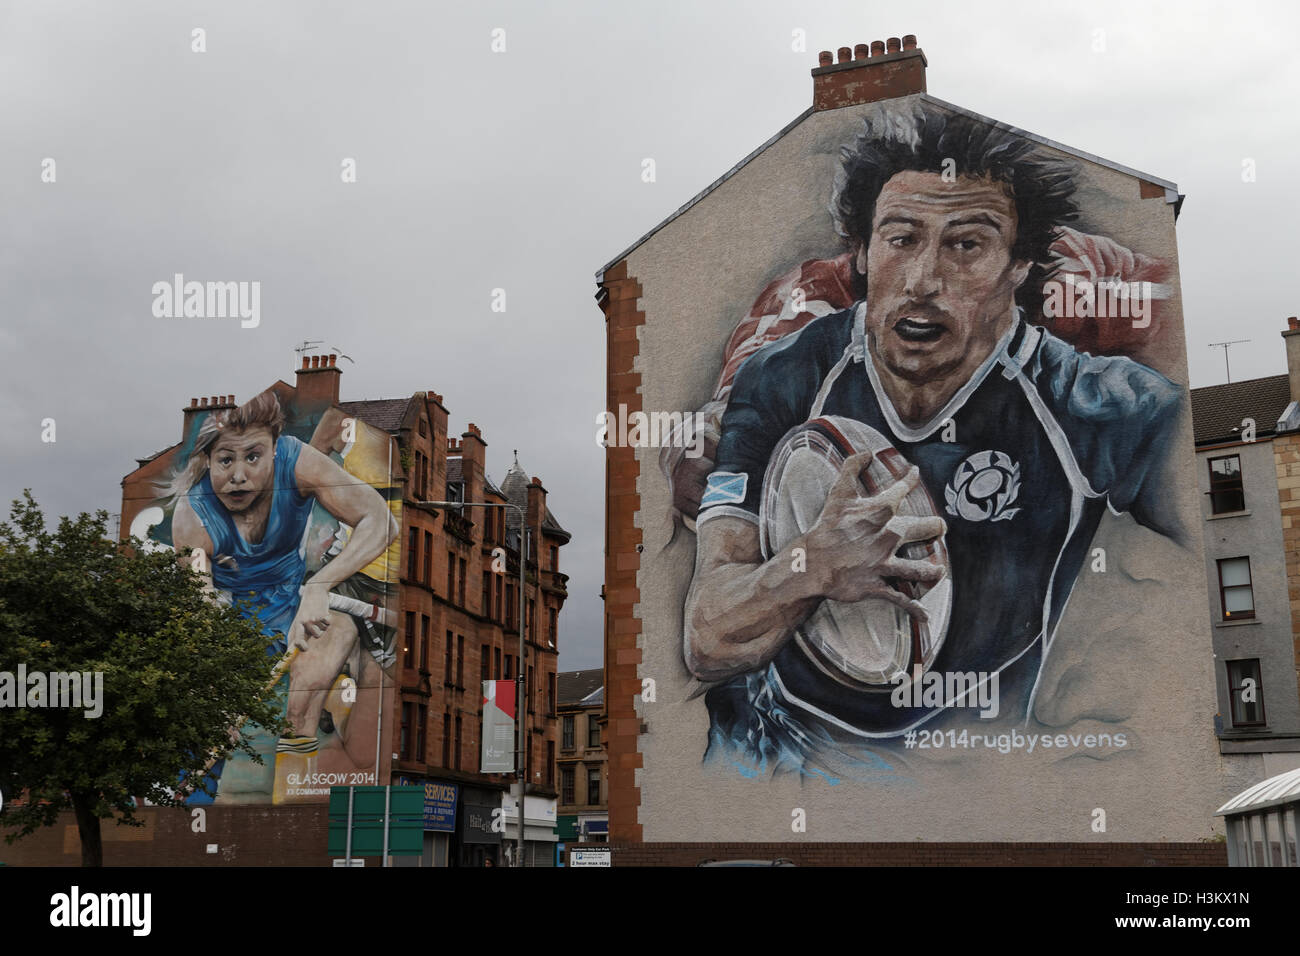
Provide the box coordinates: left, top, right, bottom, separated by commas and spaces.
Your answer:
3, 354, 569, 866
339, 367, 571, 867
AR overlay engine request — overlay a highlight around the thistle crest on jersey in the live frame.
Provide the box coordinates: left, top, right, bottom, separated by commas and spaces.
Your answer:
944, 451, 1021, 523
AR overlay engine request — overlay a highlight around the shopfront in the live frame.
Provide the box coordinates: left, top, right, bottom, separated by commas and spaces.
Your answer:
500, 793, 558, 867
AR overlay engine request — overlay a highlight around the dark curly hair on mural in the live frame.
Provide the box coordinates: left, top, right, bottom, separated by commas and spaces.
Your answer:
830, 102, 1079, 316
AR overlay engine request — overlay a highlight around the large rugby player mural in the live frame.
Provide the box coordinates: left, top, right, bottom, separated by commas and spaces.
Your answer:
642, 99, 1202, 794
131, 388, 400, 804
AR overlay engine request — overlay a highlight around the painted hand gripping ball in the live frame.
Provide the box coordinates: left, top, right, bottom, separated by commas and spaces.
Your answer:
759, 415, 951, 689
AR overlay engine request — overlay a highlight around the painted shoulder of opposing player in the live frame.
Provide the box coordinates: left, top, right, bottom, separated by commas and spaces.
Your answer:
1029, 327, 1187, 543
701, 308, 856, 520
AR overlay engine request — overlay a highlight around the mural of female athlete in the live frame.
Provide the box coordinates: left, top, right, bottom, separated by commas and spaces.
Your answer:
157, 390, 398, 803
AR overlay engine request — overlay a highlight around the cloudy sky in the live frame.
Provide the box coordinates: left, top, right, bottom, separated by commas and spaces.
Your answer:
2, 0, 1297, 670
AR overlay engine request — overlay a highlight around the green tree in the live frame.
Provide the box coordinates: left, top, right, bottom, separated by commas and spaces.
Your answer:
0, 491, 289, 866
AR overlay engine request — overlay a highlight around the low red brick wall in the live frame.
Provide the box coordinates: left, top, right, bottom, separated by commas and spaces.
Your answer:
570, 842, 1228, 867
2, 804, 330, 867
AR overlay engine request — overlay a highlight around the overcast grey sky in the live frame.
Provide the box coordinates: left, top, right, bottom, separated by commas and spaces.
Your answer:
2, 0, 1297, 670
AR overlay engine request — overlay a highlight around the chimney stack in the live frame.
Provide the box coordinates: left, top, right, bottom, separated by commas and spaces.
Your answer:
525, 475, 548, 563
460, 425, 487, 502
424, 390, 450, 495
813, 34, 927, 112
181, 393, 233, 443
1284, 318, 1300, 402
294, 352, 342, 408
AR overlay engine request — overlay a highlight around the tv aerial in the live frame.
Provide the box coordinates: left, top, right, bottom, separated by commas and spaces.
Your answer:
1208, 339, 1250, 384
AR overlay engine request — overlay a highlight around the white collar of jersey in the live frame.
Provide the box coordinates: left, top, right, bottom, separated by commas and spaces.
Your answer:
855, 301, 1023, 443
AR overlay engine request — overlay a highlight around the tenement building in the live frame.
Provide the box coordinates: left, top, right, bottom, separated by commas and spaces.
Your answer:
595, 34, 1256, 864
5, 353, 568, 866
557, 669, 608, 844
1191, 319, 1300, 780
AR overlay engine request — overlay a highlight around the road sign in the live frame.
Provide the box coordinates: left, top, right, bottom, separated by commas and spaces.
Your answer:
327, 786, 424, 858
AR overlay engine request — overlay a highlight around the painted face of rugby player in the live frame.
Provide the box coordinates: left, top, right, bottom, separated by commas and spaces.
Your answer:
207, 425, 276, 531
857, 170, 1032, 425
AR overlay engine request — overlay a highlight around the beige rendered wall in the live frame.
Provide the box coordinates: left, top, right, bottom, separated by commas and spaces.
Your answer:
618, 95, 1259, 841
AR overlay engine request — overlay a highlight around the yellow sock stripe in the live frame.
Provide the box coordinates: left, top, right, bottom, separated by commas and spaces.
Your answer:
276, 736, 320, 755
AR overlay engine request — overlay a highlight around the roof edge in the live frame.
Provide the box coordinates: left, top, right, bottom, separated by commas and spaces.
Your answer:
594, 93, 1182, 286
595, 106, 815, 283
921, 94, 1179, 193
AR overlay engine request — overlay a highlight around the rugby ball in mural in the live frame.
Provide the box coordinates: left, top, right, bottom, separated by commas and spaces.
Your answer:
758, 415, 951, 689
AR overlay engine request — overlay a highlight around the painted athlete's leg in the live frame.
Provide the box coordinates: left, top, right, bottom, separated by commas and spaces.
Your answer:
337, 646, 381, 776
274, 610, 358, 803
286, 610, 360, 737
320, 619, 363, 742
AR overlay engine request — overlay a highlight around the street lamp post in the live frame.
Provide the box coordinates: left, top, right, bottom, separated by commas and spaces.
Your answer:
425, 499, 528, 867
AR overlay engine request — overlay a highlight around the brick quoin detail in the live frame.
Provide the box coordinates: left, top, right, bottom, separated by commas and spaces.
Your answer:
1275, 430, 1300, 705
600, 258, 645, 843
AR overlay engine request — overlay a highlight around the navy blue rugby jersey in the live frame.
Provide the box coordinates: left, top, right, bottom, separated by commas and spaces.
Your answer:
695, 300, 1183, 741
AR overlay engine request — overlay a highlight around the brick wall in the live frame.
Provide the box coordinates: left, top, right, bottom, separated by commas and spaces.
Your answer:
2, 805, 331, 867
570, 842, 1228, 867
1273, 430, 1300, 707
599, 260, 645, 843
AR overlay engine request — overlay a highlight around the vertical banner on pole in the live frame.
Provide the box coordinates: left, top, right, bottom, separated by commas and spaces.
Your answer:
481, 680, 516, 773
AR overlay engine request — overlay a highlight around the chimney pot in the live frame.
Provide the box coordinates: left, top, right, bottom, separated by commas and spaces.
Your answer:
1290, 316, 1299, 331
837, 46, 851, 63
902, 34, 917, 50
854, 43, 869, 60
301, 357, 310, 370
312, 355, 320, 369
328, 354, 337, 367
210, 396, 218, 406
531, 477, 542, 486
871, 39, 885, 56
190, 398, 198, 408
887, 37, 902, 53
200, 397, 208, 407
818, 50, 833, 66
